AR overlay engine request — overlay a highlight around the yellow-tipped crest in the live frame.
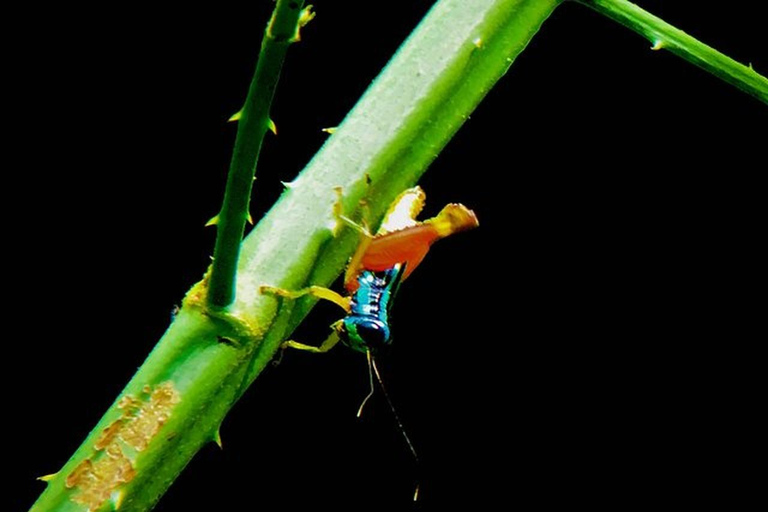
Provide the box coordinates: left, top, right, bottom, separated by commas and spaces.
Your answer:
378, 187, 426, 234
425, 203, 479, 238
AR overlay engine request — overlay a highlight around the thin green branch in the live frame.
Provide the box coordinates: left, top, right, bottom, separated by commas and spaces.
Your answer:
207, 0, 307, 308
574, 0, 768, 104
31, 1, 562, 511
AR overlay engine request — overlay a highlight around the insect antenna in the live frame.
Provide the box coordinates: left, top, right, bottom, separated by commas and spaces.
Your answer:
356, 349, 376, 418
358, 349, 421, 501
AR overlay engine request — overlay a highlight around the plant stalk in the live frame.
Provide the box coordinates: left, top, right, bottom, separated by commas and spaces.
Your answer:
207, 0, 307, 308
573, 0, 768, 104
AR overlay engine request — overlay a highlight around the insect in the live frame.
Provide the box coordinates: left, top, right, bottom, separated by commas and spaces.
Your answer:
260, 186, 479, 356
259, 186, 478, 500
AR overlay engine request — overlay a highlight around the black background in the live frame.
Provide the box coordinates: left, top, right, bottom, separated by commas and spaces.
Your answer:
10, 1, 764, 510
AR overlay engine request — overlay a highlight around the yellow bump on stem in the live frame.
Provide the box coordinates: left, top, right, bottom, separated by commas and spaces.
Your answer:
291, 5, 316, 42
213, 428, 223, 449
247, 212, 254, 225
37, 472, 59, 482
205, 214, 220, 227
228, 110, 242, 122
321, 126, 338, 134
299, 5, 316, 27
267, 118, 278, 135
651, 39, 665, 51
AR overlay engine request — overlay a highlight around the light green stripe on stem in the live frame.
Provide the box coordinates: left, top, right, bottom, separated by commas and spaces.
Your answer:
31, 2, 562, 511
574, 0, 768, 104
208, 0, 306, 308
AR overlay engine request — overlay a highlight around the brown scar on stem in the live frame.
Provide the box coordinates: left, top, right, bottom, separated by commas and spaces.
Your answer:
66, 381, 180, 510
94, 419, 125, 451
120, 382, 180, 451
69, 444, 136, 509
65, 460, 93, 489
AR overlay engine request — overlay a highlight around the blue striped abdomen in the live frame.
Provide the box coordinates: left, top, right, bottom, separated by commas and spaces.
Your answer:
341, 264, 405, 353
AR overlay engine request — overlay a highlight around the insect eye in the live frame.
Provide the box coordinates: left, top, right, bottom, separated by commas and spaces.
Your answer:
344, 318, 390, 353
358, 321, 388, 350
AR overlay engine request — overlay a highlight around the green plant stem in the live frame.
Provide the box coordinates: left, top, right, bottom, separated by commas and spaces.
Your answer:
31, 1, 561, 511
574, 0, 768, 104
207, 0, 306, 308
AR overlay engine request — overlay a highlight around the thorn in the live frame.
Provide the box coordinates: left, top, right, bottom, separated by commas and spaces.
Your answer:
282, 176, 303, 189
291, 5, 316, 42
299, 5, 316, 28
228, 110, 242, 122
267, 118, 278, 135
205, 214, 220, 227
473, 37, 483, 48
247, 212, 254, 225
651, 39, 665, 51
321, 127, 337, 134
37, 472, 58, 482
213, 428, 223, 449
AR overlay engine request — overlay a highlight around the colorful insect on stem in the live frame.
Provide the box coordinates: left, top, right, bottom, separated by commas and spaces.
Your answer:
260, 186, 478, 357
260, 186, 477, 500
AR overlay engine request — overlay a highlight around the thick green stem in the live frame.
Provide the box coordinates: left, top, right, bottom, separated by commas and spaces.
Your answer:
207, 0, 307, 308
574, 0, 768, 104
31, 1, 561, 511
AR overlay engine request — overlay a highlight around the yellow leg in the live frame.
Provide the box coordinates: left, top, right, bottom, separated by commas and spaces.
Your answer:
281, 324, 343, 353
259, 284, 351, 312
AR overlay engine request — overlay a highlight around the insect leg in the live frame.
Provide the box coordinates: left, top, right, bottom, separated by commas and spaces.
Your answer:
259, 284, 351, 312
281, 322, 343, 353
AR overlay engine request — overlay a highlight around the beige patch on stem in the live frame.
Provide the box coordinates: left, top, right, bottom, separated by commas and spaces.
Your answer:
66, 381, 180, 510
